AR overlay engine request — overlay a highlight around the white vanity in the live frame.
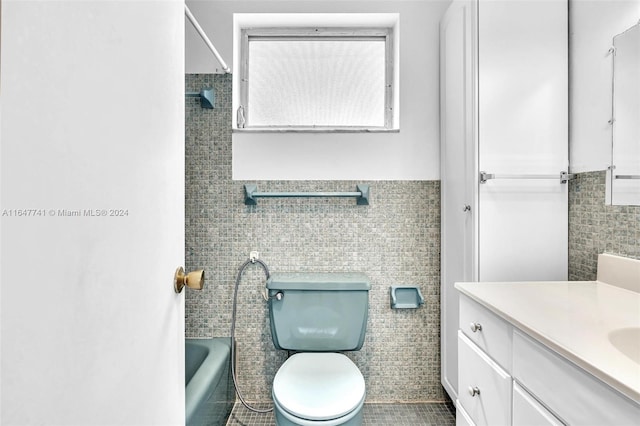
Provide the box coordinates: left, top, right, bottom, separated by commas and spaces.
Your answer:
455, 254, 640, 425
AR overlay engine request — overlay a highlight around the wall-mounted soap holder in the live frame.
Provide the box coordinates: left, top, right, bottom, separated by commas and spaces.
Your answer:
390, 286, 425, 309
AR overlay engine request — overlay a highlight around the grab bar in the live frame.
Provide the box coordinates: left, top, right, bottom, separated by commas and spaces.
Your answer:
244, 184, 370, 205
615, 174, 640, 180
479, 171, 574, 184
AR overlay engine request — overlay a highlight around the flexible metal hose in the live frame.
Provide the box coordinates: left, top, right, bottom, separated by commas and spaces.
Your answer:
230, 258, 274, 413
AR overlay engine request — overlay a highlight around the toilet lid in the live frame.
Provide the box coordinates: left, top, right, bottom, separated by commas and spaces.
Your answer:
273, 352, 365, 421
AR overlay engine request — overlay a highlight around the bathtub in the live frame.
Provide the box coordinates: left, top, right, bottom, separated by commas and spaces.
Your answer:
185, 338, 234, 426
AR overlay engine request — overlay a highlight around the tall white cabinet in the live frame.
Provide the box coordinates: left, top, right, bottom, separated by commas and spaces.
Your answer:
440, 0, 568, 401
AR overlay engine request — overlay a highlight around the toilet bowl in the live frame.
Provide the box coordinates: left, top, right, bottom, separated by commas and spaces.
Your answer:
266, 272, 371, 426
272, 353, 365, 426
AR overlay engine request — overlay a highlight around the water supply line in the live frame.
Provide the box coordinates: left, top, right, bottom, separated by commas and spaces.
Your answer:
230, 256, 273, 413
184, 3, 231, 73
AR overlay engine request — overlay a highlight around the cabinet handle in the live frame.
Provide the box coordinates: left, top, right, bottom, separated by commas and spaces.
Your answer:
468, 386, 480, 397
470, 322, 482, 332
462, 204, 471, 212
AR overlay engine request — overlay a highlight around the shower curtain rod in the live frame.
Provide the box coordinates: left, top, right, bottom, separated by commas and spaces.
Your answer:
185, 4, 231, 74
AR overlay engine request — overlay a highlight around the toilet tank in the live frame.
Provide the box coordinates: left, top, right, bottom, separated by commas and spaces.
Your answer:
266, 272, 370, 351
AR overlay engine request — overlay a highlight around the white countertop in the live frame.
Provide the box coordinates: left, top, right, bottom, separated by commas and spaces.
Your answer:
455, 280, 640, 404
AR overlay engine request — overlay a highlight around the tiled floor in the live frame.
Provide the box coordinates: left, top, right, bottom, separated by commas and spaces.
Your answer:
226, 401, 456, 425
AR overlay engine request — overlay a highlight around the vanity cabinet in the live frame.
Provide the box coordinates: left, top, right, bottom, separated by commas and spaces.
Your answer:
440, 0, 569, 400
512, 382, 563, 426
513, 330, 640, 425
457, 293, 640, 426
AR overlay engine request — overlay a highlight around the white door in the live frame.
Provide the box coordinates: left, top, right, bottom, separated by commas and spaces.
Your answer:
1, 1, 185, 424
440, 0, 478, 401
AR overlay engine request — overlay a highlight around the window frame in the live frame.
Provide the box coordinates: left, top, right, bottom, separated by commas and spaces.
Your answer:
238, 27, 395, 132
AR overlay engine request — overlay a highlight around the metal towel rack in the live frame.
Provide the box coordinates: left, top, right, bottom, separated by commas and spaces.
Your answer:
244, 184, 370, 205
614, 174, 640, 180
479, 171, 574, 184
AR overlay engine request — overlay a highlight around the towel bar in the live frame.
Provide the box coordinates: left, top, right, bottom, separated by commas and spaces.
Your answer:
244, 184, 370, 205
480, 171, 574, 184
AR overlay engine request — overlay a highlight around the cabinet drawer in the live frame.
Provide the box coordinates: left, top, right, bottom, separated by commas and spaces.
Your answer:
458, 331, 512, 426
456, 400, 476, 426
513, 382, 563, 426
513, 330, 640, 425
460, 293, 512, 370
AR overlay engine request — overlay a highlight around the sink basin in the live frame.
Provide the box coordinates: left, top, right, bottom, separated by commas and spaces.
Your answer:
608, 328, 640, 364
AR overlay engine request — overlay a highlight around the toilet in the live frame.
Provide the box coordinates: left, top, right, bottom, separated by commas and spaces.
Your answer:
266, 272, 371, 426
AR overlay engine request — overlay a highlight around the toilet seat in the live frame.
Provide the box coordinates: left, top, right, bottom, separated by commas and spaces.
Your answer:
273, 352, 365, 422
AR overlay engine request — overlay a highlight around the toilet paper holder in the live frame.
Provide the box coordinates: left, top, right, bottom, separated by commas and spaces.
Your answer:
390, 286, 425, 309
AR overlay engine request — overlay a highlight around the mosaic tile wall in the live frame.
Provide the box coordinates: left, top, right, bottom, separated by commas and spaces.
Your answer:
185, 74, 445, 403
568, 170, 640, 281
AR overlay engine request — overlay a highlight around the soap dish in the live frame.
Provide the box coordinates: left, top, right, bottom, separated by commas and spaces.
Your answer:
390, 286, 425, 309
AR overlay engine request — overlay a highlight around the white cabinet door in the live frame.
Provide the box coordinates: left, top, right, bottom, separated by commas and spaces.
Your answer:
441, 0, 568, 403
513, 382, 563, 426
513, 331, 640, 426
440, 0, 478, 400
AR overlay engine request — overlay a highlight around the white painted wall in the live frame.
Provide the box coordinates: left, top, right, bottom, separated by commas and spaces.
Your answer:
186, 0, 451, 180
1, 1, 185, 424
570, 0, 640, 172
187, 0, 640, 177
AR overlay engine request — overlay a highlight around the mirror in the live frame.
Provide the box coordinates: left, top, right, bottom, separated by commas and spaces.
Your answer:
609, 21, 640, 206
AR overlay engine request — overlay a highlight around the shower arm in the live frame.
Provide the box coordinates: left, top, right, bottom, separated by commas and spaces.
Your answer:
185, 4, 231, 74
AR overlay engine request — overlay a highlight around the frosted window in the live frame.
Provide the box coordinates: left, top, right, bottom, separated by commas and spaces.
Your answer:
240, 29, 393, 130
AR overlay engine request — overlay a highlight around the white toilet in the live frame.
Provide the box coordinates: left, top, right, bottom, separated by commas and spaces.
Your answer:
266, 272, 371, 426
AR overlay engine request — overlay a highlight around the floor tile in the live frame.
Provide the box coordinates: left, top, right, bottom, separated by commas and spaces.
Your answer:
226, 401, 456, 425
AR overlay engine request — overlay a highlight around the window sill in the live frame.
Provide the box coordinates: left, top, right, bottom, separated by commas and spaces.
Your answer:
232, 128, 400, 134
